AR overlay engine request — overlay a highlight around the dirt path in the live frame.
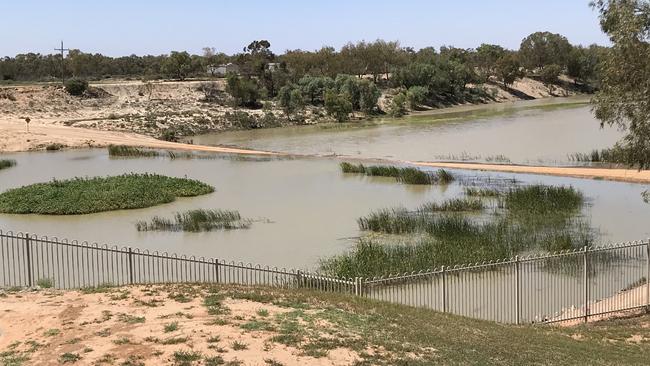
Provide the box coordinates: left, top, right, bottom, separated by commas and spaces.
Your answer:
409, 161, 650, 184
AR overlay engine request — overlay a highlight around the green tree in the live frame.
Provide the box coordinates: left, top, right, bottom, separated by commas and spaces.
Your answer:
162, 51, 193, 80
324, 89, 353, 122
406, 86, 428, 108
277, 84, 305, 117
475, 44, 506, 79
226, 73, 261, 108
388, 92, 408, 117
495, 54, 524, 88
539, 64, 563, 93
519, 32, 573, 71
358, 79, 380, 114
592, 0, 650, 168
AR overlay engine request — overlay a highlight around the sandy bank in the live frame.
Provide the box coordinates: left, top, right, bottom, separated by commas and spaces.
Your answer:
0, 119, 275, 155
409, 161, 650, 184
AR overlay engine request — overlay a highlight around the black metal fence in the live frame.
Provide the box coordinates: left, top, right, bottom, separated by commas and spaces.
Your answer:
1, 230, 648, 324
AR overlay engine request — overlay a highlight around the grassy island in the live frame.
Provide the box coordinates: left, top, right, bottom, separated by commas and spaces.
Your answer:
0, 173, 214, 215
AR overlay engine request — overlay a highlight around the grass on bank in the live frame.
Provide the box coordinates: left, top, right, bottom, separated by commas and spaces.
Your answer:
108, 145, 160, 157
340, 162, 454, 185
0, 159, 16, 170
3, 283, 650, 366
136, 209, 251, 232
0, 173, 214, 215
327, 185, 590, 277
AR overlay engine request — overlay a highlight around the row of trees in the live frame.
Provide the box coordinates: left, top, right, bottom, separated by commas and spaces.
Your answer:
1, 33, 606, 88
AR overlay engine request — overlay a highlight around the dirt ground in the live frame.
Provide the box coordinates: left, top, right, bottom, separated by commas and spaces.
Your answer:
0, 285, 364, 366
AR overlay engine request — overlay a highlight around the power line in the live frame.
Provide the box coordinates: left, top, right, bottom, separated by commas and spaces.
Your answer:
54, 40, 69, 84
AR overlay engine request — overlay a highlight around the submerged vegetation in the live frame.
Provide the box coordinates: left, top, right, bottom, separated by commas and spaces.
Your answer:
0, 159, 16, 170
340, 162, 454, 185
136, 209, 251, 232
108, 144, 160, 157
324, 185, 593, 277
0, 174, 214, 215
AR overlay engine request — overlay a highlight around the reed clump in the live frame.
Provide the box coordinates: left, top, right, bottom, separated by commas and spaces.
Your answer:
463, 187, 501, 197
0, 173, 214, 215
108, 145, 161, 157
136, 209, 251, 232
340, 162, 454, 185
325, 184, 594, 277
0, 159, 16, 170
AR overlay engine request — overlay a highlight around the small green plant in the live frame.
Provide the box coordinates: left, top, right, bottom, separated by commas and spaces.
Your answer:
0, 159, 16, 170
118, 314, 146, 324
161, 336, 188, 345
207, 335, 221, 343
36, 277, 53, 288
173, 350, 202, 363
231, 341, 248, 350
164, 322, 179, 333
204, 355, 225, 366
59, 352, 81, 363
44, 328, 60, 337
256, 308, 269, 317
112, 337, 131, 345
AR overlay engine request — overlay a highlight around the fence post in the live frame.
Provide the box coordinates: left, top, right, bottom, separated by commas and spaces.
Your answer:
25, 233, 32, 287
583, 245, 589, 323
354, 277, 363, 296
214, 259, 220, 284
296, 270, 302, 289
515, 256, 520, 325
646, 239, 650, 312
441, 266, 447, 313
128, 247, 134, 285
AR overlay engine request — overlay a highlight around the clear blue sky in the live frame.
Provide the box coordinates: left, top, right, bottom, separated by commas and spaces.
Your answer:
1, 0, 608, 57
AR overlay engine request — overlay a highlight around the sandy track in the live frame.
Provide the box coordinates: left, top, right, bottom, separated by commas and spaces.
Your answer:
409, 161, 650, 184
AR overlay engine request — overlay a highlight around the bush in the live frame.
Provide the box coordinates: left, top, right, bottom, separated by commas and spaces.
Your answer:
406, 86, 428, 108
64, 78, 88, 96
324, 89, 353, 122
388, 92, 408, 117
226, 74, 261, 108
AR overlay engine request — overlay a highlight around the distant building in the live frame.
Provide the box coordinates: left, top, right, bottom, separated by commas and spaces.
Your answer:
266, 62, 280, 72
207, 63, 239, 77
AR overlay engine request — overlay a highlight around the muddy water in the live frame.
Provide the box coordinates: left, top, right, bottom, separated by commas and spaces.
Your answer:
0, 150, 648, 270
192, 98, 624, 165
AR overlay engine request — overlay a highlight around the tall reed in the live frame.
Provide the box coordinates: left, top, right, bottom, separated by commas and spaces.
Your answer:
136, 209, 251, 232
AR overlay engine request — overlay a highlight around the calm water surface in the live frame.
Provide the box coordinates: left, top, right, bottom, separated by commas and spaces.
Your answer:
192, 98, 624, 165
0, 149, 647, 269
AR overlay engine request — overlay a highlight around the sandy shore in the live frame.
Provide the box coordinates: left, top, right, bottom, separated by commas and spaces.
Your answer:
409, 161, 650, 184
0, 119, 275, 155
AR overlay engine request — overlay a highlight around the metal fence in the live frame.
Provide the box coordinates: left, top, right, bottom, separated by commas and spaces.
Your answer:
1, 230, 648, 324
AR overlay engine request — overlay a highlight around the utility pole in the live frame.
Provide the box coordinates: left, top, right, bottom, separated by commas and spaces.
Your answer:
54, 41, 69, 85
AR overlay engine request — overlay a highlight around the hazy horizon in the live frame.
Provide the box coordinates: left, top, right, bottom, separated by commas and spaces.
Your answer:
2, 0, 609, 57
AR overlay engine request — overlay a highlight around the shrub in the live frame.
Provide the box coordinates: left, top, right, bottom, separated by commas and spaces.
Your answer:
324, 89, 353, 122
388, 92, 408, 117
406, 86, 429, 108
64, 78, 88, 96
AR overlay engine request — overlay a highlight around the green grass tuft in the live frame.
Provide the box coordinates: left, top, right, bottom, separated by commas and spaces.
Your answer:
0, 159, 16, 170
136, 209, 251, 232
107, 145, 160, 157
0, 173, 214, 215
340, 162, 454, 185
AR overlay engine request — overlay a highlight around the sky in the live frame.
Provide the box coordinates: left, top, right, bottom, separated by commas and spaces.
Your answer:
1, 0, 609, 57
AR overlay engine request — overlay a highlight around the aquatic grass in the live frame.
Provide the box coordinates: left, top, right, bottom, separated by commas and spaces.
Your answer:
567, 148, 626, 163
0, 173, 214, 215
340, 162, 454, 185
136, 209, 251, 232
464, 187, 502, 197
503, 185, 583, 216
419, 198, 483, 213
0, 159, 16, 170
107, 145, 160, 157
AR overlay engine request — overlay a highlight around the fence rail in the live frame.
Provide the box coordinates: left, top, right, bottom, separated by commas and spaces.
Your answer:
1, 230, 648, 324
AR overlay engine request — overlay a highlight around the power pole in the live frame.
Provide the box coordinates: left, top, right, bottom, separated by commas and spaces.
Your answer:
54, 41, 69, 85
